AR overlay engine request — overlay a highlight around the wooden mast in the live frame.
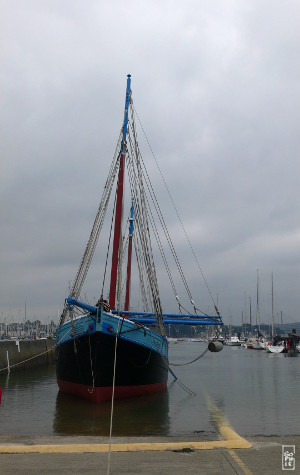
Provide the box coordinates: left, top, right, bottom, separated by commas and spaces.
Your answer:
109, 75, 131, 311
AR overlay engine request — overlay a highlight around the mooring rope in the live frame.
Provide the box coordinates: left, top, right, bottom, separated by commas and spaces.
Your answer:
170, 346, 209, 367
87, 332, 95, 394
0, 346, 54, 373
0, 324, 74, 374
106, 315, 121, 475
147, 328, 197, 397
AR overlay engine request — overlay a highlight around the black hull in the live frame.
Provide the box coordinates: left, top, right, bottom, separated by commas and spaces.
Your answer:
56, 331, 168, 402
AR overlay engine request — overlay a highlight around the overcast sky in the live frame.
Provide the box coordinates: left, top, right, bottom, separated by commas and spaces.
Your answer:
1, 0, 300, 326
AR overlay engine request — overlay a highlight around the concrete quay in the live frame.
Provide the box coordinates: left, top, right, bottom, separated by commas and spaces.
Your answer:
0, 434, 298, 474
0, 339, 55, 372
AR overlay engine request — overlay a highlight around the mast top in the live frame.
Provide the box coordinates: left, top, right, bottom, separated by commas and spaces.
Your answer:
121, 75, 131, 153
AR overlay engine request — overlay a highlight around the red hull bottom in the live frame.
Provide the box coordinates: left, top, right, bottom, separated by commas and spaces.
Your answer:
57, 379, 167, 403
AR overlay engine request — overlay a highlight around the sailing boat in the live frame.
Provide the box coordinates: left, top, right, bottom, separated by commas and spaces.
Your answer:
248, 271, 265, 350
56, 75, 223, 402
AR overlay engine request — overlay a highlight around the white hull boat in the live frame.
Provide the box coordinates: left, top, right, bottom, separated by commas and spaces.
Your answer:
266, 342, 286, 353
226, 336, 241, 346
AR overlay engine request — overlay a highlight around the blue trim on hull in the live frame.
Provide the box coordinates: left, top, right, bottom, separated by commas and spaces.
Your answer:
56, 311, 169, 401
56, 312, 168, 359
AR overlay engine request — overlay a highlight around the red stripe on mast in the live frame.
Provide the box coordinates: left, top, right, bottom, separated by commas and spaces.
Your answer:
109, 75, 131, 311
109, 153, 125, 310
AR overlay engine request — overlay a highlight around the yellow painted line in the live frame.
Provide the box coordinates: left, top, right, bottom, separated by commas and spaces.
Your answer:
0, 439, 249, 454
207, 397, 253, 474
207, 397, 252, 449
0, 397, 252, 454
228, 449, 253, 475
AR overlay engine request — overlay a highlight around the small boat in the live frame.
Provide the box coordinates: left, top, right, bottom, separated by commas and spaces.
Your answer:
266, 341, 286, 354
266, 333, 300, 355
258, 340, 268, 350
56, 75, 223, 402
246, 338, 265, 350
226, 336, 241, 346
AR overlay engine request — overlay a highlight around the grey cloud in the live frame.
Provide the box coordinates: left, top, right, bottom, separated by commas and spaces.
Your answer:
1, 0, 300, 325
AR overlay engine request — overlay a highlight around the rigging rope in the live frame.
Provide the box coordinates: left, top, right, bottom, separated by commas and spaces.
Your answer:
132, 104, 220, 316
128, 110, 195, 311
60, 133, 123, 324
133, 234, 150, 311
127, 146, 178, 301
101, 188, 118, 298
124, 112, 164, 333
126, 155, 160, 312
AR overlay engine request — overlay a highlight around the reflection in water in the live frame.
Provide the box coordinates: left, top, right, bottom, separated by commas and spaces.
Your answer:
53, 389, 170, 436
0, 364, 58, 436
0, 364, 55, 391
1, 344, 299, 437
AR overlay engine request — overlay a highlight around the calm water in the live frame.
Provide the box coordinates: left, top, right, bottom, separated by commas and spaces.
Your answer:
0, 342, 299, 437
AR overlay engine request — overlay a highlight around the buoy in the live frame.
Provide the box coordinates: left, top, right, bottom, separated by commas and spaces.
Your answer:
208, 341, 223, 353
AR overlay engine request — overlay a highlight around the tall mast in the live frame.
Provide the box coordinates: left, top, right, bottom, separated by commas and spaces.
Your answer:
125, 203, 134, 312
271, 272, 274, 336
109, 74, 131, 311
249, 296, 252, 337
241, 310, 244, 336
256, 269, 260, 333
